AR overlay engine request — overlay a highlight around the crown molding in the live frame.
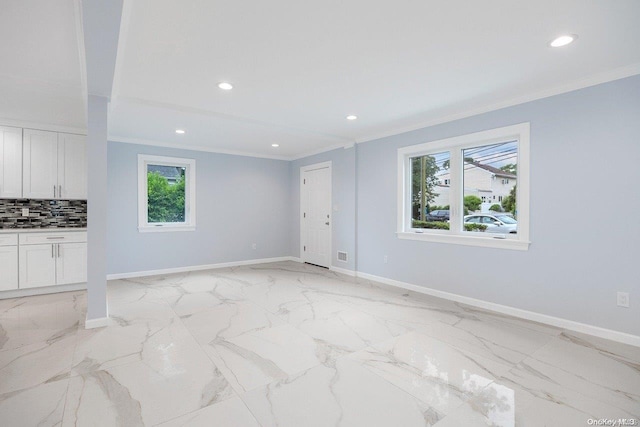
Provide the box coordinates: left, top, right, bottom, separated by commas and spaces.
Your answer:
354, 63, 640, 145
0, 118, 86, 135
108, 135, 291, 161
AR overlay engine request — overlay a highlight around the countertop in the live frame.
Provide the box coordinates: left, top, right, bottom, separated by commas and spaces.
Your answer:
0, 228, 87, 234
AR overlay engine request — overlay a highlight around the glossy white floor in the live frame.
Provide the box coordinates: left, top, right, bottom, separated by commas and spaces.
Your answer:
0, 261, 638, 426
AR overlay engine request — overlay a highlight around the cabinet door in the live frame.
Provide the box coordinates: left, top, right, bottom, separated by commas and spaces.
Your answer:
19, 244, 57, 289
0, 126, 23, 198
58, 133, 87, 199
0, 246, 18, 291
23, 129, 58, 199
56, 243, 87, 285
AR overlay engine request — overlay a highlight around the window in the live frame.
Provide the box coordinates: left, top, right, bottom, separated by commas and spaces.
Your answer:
138, 154, 196, 232
397, 123, 529, 250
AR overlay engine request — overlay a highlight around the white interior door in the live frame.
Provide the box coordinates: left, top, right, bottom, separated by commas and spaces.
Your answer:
301, 165, 331, 268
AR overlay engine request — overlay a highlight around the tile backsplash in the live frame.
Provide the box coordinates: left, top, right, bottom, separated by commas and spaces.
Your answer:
0, 199, 87, 229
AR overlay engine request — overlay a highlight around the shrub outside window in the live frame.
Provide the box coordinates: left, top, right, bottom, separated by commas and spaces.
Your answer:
138, 154, 196, 232
397, 123, 530, 250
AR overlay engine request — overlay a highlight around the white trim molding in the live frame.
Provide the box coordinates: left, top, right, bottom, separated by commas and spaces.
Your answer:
288, 258, 640, 347
397, 122, 530, 251
138, 154, 196, 232
106, 256, 297, 280
0, 283, 86, 300
85, 316, 110, 329
355, 271, 640, 348
329, 265, 357, 277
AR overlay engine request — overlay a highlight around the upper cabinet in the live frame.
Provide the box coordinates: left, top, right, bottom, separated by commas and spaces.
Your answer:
22, 129, 87, 200
58, 133, 87, 199
23, 129, 58, 199
0, 126, 23, 198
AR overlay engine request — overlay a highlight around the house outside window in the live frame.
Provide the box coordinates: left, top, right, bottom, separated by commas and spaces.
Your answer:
138, 154, 196, 232
397, 123, 530, 250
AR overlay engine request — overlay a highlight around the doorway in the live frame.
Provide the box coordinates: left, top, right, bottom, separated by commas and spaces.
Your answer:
300, 162, 331, 268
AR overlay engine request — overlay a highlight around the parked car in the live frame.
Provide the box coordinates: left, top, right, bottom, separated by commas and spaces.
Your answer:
464, 213, 517, 234
426, 210, 450, 221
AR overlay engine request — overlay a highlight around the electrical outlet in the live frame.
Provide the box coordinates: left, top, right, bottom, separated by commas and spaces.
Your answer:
383, 255, 388, 264
21, 208, 29, 217
252, 243, 257, 250
617, 292, 629, 308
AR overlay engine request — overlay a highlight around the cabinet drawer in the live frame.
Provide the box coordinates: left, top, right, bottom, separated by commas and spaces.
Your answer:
19, 232, 87, 245
0, 234, 18, 246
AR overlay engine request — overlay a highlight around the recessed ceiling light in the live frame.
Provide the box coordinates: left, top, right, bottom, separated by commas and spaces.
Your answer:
218, 82, 233, 90
271, 144, 279, 147
549, 34, 577, 48
346, 115, 358, 121
175, 129, 185, 134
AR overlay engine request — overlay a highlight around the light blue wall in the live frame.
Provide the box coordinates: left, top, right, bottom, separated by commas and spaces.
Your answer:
107, 142, 291, 275
355, 75, 640, 335
107, 75, 640, 336
290, 146, 356, 271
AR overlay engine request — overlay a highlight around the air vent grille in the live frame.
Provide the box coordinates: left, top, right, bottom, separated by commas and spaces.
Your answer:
337, 251, 348, 262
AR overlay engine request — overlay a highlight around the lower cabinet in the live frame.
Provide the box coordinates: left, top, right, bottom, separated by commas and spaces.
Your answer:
17, 232, 87, 290
56, 242, 87, 285
0, 246, 18, 291
18, 244, 56, 289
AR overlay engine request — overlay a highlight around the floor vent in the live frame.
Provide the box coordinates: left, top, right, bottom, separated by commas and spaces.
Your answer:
337, 251, 348, 262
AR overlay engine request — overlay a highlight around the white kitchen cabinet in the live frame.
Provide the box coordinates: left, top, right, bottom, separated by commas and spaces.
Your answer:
23, 130, 86, 200
17, 232, 87, 289
18, 243, 57, 289
56, 242, 87, 285
58, 133, 87, 199
0, 246, 18, 291
0, 126, 23, 198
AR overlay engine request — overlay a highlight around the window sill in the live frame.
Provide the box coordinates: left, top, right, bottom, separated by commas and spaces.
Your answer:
138, 226, 196, 233
397, 231, 530, 251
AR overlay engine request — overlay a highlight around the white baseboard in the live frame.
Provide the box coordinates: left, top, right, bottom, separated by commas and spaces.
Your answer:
0, 283, 86, 300
106, 256, 297, 280
356, 271, 640, 348
329, 265, 357, 277
85, 316, 110, 329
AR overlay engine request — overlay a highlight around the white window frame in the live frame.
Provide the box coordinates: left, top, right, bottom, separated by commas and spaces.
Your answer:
397, 123, 530, 250
138, 154, 196, 233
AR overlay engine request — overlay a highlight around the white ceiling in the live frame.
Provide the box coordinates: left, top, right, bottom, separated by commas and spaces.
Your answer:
0, 0, 85, 131
2, 1, 640, 158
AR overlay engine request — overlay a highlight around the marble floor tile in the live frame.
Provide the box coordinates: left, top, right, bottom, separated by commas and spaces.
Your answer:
63, 351, 234, 426
107, 298, 179, 329
0, 261, 637, 427
0, 378, 69, 427
404, 313, 557, 365
160, 286, 226, 317
241, 357, 441, 427
516, 334, 640, 416
155, 396, 260, 427
205, 324, 326, 393
0, 292, 82, 351
438, 363, 638, 427
0, 333, 76, 395
279, 296, 409, 353
72, 317, 204, 376
349, 331, 512, 415
108, 279, 166, 303
182, 300, 284, 345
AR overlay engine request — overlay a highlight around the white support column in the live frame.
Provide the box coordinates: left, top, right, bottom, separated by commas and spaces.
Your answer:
85, 94, 109, 328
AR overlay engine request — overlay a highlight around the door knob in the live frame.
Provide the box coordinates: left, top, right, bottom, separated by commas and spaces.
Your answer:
325, 222, 330, 225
